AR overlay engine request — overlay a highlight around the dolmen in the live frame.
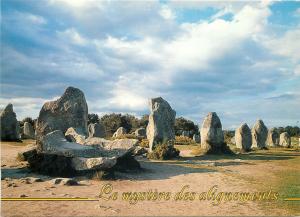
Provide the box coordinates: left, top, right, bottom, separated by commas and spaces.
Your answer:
200, 112, 232, 154
193, 134, 201, 143
251, 119, 268, 149
235, 123, 252, 152
21, 87, 139, 177
0, 103, 20, 141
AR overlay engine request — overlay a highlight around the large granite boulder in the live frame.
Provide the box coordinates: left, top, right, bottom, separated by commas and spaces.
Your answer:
0, 104, 19, 141
146, 97, 176, 151
134, 128, 146, 138
88, 123, 106, 138
193, 134, 201, 143
112, 127, 126, 138
22, 122, 35, 139
35, 87, 88, 149
235, 123, 252, 152
279, 132, 291, 147
267, 128, 279, 147
251, 119, 268, 149
200, 112, 232, 154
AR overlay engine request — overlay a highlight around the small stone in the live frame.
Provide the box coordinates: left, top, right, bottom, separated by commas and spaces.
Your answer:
20, 194, 28, 198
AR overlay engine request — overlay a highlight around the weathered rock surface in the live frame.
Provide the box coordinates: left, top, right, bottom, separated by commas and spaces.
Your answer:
41, 130, 101, 158
0, 104, 19, 141
200, 112, 232, 154
88, 123, 106, 138
267, 128, 279, 147
135, 128, 146, 138
146, 97, 176, 151
35, 87, 88, 149
235, 123, 252, 151
193, 134, 201, 143
251, 119, 268, 149
26, 128, 139, 176
113, 127, 126, 138
22, 122, 35, 139
279, 132, 291, 147
65, 127, 86, 144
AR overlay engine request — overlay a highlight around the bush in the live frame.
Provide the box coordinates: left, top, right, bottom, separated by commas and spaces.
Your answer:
175, 136, 195, 145
139, 139, 149, 148
147, 143, 180, 160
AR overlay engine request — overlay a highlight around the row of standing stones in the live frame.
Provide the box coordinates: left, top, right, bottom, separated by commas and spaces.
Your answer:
0, 86, 295, 177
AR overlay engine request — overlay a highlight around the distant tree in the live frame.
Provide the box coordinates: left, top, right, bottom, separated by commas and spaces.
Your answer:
274, 126, 300, 137
223, 130, 235, 144
20, 117, 34, 127
100, 113, 140, 136
139, 114, 149, 128
88, 113, 99, 125
174, 117, 198, 136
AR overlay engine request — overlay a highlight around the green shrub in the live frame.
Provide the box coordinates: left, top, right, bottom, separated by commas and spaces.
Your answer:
147, 143, 180, 160
139, 139, 149, 148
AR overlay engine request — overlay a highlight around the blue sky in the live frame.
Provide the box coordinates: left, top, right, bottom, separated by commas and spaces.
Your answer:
1, 0, 300, 129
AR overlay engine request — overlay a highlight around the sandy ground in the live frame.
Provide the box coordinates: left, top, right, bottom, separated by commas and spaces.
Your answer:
1, 140, 300, 216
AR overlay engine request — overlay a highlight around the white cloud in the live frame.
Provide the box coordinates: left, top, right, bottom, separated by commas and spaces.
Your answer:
159, 5, 176, 20
57, 28, 87, 45
263, 29, 300, 62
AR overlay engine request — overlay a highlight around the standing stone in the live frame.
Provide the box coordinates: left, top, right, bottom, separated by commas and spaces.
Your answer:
35, 87, 88, 149
0, 104, 19, 141
251, 119, 268, 149
193, 134, 200, 143
279, 132, 291, 147
146, 97, 176, 151
112, 127, 127, 138
200, 112, 232, 154
135, 128, 146, 138
88, 123, 106, 138
267, 128, 279, 147
235, 123, 252, 152
23, 122, 35, 139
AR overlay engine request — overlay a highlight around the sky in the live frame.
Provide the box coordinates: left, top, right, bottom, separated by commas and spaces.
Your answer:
1, 0, 300, 129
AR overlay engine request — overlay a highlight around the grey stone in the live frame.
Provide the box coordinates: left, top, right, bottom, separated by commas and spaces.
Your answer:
0, 104, 20, 141
36, 86, 88, 150
251, 119, 268, 149
279, 132, 291, 147
235, 123, 252, 151
65, 127, 86, 144
134, 128, 146, 138
88, 123, 106, 138
267, 128, 279, 147
23, 122, 35, 139
200, 112, 224, 150
146, 97, 176, 151
40, 130, 101, 158
112, 127, 126, 137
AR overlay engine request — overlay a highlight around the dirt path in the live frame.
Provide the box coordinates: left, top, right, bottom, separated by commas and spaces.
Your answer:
1, 141, 299, 216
